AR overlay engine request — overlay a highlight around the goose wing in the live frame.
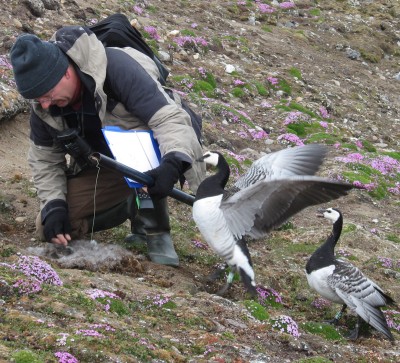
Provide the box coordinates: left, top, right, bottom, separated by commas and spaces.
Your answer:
328, 260, 394, 340
221, 176, 355, 239
234, 144, 328, 189
328, 260, 389, 307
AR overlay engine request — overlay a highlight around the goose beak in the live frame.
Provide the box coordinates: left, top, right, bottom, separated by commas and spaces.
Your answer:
316, 208, 326, 217
196, 152, 212, 162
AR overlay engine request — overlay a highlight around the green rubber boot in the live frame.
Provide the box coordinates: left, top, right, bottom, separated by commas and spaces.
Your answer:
126, 192, 179, 267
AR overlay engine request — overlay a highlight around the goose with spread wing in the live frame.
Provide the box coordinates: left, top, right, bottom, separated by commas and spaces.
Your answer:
306, 207, 395, 341
193, 144, 357, 296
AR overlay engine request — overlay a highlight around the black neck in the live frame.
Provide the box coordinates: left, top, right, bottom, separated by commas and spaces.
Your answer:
195, 155, 230, 200
306, 214, 343, 272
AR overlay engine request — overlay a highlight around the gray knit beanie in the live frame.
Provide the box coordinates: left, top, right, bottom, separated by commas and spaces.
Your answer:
10, 34, 69, 99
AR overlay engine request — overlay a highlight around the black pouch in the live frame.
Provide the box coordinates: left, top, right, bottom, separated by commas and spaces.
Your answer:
56, 128, 93, 170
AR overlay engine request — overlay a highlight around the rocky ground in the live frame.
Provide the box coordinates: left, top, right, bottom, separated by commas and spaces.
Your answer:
0, 0, 399, 362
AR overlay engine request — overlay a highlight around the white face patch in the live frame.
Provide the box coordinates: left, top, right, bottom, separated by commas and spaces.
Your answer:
323, 208, 341, 224
202, 151, 220, 167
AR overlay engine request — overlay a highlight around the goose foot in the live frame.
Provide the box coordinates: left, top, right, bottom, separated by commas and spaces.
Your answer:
216, 282, 233, 296
347, 316, 362, 340
206, 263, 228, 282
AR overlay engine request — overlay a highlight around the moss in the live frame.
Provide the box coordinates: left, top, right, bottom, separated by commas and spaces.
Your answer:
286, 123, 306, 137
203, 72, 217, 88
0, 245, 15, 257
277, 221, 295, 231
231, 87, 246, 98
281, 243, 317, 256
309, 8, 321, 17
276, 102, 319, 119
360, 48, 382, 63
340, 143, 358, 151
11, 350, 43, 363
347, 163, 378, 177
244, 300, 270, 321
342, 171, 371, 184
180, 29, 196, 37
192, 80, 216, 98
368, 183, 388, 200
383, 151, 400, 161
307, 132, 338, 144
296, 357, 334, 363
301, 321, 344, 340
261, 25, 273, 32
210, 103, 255, 127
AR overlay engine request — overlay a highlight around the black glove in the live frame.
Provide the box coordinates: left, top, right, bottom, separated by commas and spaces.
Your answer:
144, 154, 185, 200
41, 200, 72, 242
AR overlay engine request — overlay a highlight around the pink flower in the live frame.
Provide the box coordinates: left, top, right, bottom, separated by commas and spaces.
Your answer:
279, 2, 296, 10
258, 4, 275, 14
319, 121, 328, 129
277, 133, 304, 146
133, 5, 143, 15
144, 26, 160, 41
267, 76, 279, 85
233, 79, 245, 86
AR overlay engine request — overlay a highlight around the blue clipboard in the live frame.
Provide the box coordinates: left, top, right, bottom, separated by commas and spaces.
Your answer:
102, 126, 161, 188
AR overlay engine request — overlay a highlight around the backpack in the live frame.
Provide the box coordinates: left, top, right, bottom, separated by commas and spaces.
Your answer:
89, 13, 202, 143
89, 13, 169, 86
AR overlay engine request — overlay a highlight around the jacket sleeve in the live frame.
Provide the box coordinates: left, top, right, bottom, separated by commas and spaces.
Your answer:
28, 113, 68, 210
104, 48, 202, 166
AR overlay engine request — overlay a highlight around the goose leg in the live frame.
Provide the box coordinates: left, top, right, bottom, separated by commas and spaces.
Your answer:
347, 316, 362, 340
216, 270, 234, 296
239, 267, 258, 297
327, 304, 347, 325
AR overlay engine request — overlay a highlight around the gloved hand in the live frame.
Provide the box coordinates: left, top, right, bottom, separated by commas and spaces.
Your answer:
42, 200, 72, 242
145, 153, 185, 200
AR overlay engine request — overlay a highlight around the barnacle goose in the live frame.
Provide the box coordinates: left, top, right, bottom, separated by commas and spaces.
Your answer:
193, 144, 356, 297
306, 207, 396, 341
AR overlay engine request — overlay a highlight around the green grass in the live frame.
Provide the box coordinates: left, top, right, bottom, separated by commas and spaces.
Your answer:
387, 234, 400, 244
289, 67, 302, 80
342, 223, 357, 233
254, 81, 269, 96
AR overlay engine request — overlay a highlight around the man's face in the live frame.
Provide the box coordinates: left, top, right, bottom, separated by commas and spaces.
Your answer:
30, 68, 74, 109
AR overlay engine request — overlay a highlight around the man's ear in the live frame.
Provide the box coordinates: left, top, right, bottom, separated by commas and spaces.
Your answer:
64, 66, 71, 80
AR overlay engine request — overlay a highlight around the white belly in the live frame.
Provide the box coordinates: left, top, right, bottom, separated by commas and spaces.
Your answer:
193, 196, 236, 259
306, 265, 343, 304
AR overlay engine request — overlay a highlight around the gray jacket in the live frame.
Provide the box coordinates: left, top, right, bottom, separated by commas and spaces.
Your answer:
28, 25, 205, 212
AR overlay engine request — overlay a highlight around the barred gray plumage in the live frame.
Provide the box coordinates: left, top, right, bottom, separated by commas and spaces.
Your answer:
306, 207, 396, 341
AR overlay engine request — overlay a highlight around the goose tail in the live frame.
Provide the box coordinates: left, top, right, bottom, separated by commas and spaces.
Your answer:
355, 300, 395, 341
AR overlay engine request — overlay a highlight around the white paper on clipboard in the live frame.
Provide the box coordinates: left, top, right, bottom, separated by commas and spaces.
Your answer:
102, 126, 161, 188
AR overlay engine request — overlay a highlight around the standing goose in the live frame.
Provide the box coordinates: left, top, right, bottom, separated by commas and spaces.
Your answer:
193, 144, 356, 296
306, 207, 395, 341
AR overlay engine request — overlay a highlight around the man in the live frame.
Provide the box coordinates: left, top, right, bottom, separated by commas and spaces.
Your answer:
10, 25, 205, 267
